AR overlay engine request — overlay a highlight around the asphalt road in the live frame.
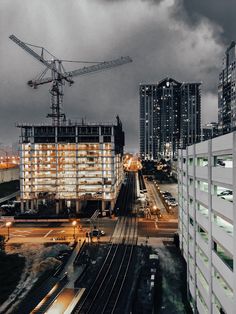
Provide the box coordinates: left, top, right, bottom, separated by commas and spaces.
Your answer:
0, 219, 116, 242
159, 183, 178, 199
138, 220, 177, 238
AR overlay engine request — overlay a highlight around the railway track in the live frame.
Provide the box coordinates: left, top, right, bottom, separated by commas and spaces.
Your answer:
73, 172, 137, 314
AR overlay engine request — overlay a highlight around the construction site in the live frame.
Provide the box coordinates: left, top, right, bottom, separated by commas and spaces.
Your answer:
18, 120, 124, 214
9, 34, 132, 215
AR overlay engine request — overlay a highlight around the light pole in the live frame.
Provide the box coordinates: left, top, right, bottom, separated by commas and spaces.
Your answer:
6, 221, 12, 241
72, 220, 77, 240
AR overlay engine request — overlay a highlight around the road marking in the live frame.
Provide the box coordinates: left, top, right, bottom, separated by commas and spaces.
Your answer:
11, 234, 27, 237
44, 229, 53, 238
58, 230, 65, 233
155, 221, 158, 230
14, 230, 31, 233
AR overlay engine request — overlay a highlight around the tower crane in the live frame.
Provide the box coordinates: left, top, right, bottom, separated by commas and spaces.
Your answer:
9, 34, 132, 126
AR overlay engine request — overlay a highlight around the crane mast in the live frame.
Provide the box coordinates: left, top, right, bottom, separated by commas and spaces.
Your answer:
9, 34, 132, 126
47, 60, 66, 126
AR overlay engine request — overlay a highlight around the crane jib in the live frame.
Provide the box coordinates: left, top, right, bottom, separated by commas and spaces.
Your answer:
9, 34, 132, 126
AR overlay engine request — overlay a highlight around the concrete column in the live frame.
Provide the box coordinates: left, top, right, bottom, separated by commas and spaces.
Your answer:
31, 200, 34, 211
56, 202, 59, 215
59, 200, 63, 211
76, 200, 81, 214
102, 200, 106, 213
110, 200, 115, 213
20, 200, 24, 213
35, 199, 39, 210
26, 200, 29, 211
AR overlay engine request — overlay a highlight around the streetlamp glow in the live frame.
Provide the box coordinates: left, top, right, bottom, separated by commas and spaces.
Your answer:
6, 221, 12, 240
72, 220, 77, 240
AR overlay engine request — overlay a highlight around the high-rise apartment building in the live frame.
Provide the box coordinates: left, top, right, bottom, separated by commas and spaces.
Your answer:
180, 83, 201, 148
202, 122, 219, 141
178, 133, 235, 314
139, 78, 201, 160
18, 117, 124, 214
218, 41, 236, 135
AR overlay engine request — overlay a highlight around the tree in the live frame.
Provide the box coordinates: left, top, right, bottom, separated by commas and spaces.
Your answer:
0, 235, 5, 253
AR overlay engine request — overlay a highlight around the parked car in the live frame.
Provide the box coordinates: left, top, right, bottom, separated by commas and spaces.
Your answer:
217, 159, 225, 167
165, 197, 176, 202
167, 201, 178, 207
218, 190, 233, 202
163, 194, 173, 199
89, 229, 105, 237
218, 190, 232, 196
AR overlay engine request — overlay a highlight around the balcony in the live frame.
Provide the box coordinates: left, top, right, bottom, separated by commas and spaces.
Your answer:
196, 210, 209, 231
212, 277, 233, 314
212, 167, 233, 186
189, 203, 194, 217
196, 233, 208, 256
196, 295, 208, 314
212, 195, 233, 221
189, 224, 194, 238
195, 141, 208, 154
212, 223, 233, 254
196, 189, 208, 207
189, 260, 195, 277
189, 241, 194, 258
189, 277, 195, 300
196, 255, 209, 283
212, 251, 233, 290
212, 132, 233, 152
189, 185, 194, 197
196, 276, 209, 308
188, 166, 194, 177
196, 166, 208, 180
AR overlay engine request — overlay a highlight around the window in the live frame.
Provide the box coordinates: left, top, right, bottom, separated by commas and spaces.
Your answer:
196, 157, 208, 167
213, 155, 232, 168
213, 214, 233, 235
214, 185, 233, 203
197, 180, 208, 192
213, 241, 233, 270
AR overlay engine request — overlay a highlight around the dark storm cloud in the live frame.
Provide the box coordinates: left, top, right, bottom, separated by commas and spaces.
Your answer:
182, 0, 236, 44
0, 0, 229, 151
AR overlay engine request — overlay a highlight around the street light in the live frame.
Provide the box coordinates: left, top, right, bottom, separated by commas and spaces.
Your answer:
72, 220, 77, 240
6, 221, 12, 240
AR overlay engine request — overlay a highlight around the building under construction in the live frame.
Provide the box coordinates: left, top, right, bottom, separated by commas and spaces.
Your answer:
10, 34, 131, 214
18, 117, 124, 214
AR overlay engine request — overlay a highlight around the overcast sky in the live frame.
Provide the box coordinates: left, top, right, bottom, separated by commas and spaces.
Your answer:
0, 0, 235, 151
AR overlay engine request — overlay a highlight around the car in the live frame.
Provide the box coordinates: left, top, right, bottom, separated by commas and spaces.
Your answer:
218, 190, 232, 196
163, 194, 173, 200
167, 201, 178, 207
217, 190, 233, 202
89, 229, 105, 237
221, 195, 233, 202
165, 197, 176, 201
161, 191, 172, 196
217, 159, 225, 167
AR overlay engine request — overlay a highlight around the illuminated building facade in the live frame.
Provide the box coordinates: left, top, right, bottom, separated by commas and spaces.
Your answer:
18, 117, 124, 214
